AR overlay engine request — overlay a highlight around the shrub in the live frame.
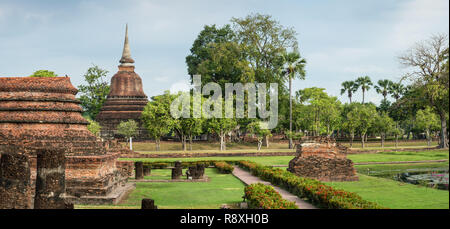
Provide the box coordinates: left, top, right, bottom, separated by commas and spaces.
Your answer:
214, 161, 234, 174
244, 183, 298, 209
237, 161, 386, 209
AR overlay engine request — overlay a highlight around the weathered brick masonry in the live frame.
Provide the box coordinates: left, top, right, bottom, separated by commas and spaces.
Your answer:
96, 25, 149, 140
288, 136, 359, 182
0, 77, 135, 207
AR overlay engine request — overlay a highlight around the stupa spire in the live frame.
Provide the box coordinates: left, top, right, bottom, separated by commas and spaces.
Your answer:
119, 24, 135, 66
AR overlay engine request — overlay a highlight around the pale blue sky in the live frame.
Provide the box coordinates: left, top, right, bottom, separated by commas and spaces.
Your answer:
0, 0, 448, 104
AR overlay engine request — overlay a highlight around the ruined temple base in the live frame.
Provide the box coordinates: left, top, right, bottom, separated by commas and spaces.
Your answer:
288, 137, 359, 182
64, 182, 135, 205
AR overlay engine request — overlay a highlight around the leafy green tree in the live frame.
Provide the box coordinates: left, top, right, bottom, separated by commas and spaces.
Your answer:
141, 91, 175, 151
378, 99, 391, 113
399, 34, 449, 148
388, 82, 406, 102
117, 119, 139, 150
196, 41, 255, 89
186, 24, 235, 84
78, 65, 110, 119
374, 79, 393, 100
355, 76, 373, 104
347, 103, 377, 148
86, 118, 101, 137
416, 107, 440, 146
231, 13, 298, 85
247, 121, 272, 150
30, 70, 58, 77
341, 81, 358, 103
296, 87, 340, 136
372, 112, 395, 148
280, 51, 306, 148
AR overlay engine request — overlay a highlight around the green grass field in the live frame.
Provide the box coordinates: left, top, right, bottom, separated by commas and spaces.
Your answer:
76, 168, 245, 209
326, 174, 449, 209
120, 150, 449, 166
82, 149, 450, 209
127, 140, 437, 153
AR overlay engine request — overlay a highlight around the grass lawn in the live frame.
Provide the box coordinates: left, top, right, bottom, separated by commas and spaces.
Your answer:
355, 162, 449, 175
347, 150, 449, 163
76, 168, 245, 209
127, 140, 436, 153
326, 174, 449, 209
119, 156, 294, 166
120, 150, 449, 167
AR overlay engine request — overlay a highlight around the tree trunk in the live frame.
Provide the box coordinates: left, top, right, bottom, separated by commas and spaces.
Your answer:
189, 135, 193, 151
438, 111, 448, 148
156, 138, 160, 151
289, 75, 293, 149
265, 135, 269, 148
350, 133, 354, 148
182, 135, 187, 151
426, 129, 431, 147
129, 137, 133, 150
381, 133, 385, 148
395, 134, 399, 148
361, 134, 365, 149
362, 89, 365, 103
219, 133, 225, 151
257, 139, 262, 151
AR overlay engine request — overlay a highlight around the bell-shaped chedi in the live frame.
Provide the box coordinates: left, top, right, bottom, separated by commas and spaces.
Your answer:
0, 76, 135, 207
96, 24, 149, 140
288, 136, 359, 182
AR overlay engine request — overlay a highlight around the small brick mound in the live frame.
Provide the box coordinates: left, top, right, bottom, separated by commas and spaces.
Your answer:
288, 136, 359, 182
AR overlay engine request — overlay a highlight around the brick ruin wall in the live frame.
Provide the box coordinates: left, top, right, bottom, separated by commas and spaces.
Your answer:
288, 136, 359, 182
0, 77, 135, 208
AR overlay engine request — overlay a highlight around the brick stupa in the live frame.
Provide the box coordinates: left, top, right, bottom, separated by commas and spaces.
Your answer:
0, 77, 135, 207
96, 24, 149, 140
288, 136, 359, 182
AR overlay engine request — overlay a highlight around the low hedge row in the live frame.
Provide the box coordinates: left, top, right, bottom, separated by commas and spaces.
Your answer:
143, 160, 222, 169
244, 183, 298, 209
213, 161, 234, 174
237, 161, 386, 209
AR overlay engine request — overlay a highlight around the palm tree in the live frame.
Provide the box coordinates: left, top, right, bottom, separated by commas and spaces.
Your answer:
340, 81, 358, 103
281, 51, 306, 149
374, 79, 393, 100
388, 82, 406, 102
355, 76, 373, 103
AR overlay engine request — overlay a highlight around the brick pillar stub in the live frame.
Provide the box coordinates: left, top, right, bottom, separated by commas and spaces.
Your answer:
0, 153, 32, 209
34, 148, 67, 209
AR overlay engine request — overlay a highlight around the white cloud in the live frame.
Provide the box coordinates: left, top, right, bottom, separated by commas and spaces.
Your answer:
169, 80, 191, 93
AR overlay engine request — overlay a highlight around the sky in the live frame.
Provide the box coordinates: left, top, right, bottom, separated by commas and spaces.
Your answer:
0, 0, 448, 105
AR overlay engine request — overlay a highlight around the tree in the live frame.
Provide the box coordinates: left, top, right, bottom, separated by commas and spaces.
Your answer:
280, 51, 306, 149
186, 24, 235, 83
399, 34, 449, 148
372, 112, 395, 148
231, 13, 298, 85
117, 119, 139, 150
388, 82, 406, 102
374, 79, 393, 100
141, 92, 175, 151
247, 121, 272, 150
355, 76, 373, 103
86, 118, 101, 137
416, 107, 440, 146
196, 41, 255, 89
340, 81, 358, 103
30, 70, 58, 77
347, 103, 376, 148
78, 65, 110, 119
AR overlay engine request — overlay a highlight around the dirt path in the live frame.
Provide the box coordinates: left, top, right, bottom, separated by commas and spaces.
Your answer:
232, 166, 317, 209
